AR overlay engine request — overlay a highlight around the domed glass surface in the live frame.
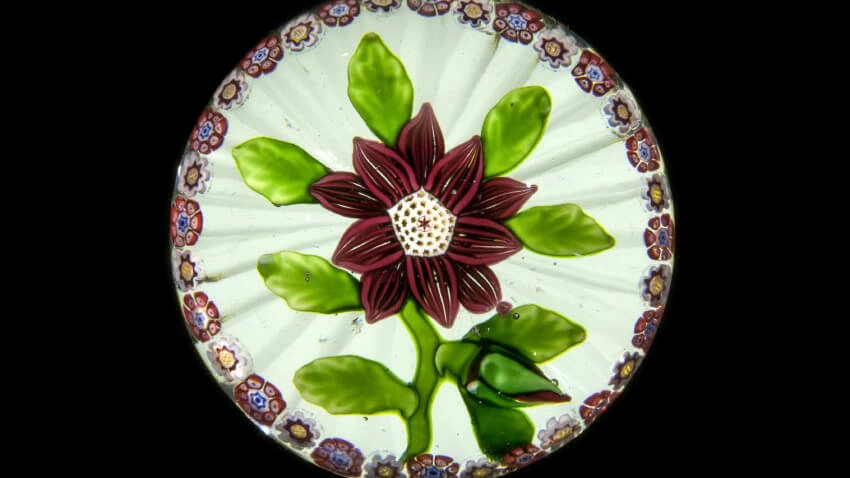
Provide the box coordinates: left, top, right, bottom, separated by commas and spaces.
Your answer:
168, 2, 674, 476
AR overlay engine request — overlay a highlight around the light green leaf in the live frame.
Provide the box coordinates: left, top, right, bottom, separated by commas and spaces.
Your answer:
294, 356, 418, 416
461, 391, 535, 459
481, 86, 551, 177
257, 251, 361, 314
232, 137, 328, 205
465, 304, 586, 363
348, 32, 413, 147
505, 204, 615, 257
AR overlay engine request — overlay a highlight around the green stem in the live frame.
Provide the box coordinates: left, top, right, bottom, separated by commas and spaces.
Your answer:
399, 299, 442, 461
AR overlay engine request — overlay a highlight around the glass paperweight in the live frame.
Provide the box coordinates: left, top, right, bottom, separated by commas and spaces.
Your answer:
169, 2, 674, 476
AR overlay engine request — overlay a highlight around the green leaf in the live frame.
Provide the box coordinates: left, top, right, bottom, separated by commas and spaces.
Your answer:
481, 86, 551, 177
479, 353, 562, 395
257, 251, 361, 314
461, 390, 535, 459
505, 204, 615, 257
435, 342, 481, 378
465, 380, 527, 409
294, 356, 418, 417
348, 33, 413, 147
465, 304, 586, 363
232, 137, 329, 205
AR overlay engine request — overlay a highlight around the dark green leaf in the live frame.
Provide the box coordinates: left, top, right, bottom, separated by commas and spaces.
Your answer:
461, 390, 535, 459
479, 353, 562, 395
465, 304, 586, 362
465, 380, 527, 408
435, 342, 481, 378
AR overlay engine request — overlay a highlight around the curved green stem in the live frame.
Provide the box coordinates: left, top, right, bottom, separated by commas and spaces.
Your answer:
399, 300, 442, 461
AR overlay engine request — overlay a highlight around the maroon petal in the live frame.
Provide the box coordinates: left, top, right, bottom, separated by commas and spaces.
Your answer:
514, 390, 571, 403
398, 103, 445, 185
309, 172, 385, 218
353, 137, 418, 207
406, 256, 459, 328
332, 216, 404, 273
361, 262, 408, 323
424, 136, 484, 214
463, 178, 538, 220
456, 263, 502, 314
448, 217, 522, 266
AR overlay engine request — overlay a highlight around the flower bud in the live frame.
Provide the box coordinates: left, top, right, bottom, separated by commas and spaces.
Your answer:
464, 349, 570, 407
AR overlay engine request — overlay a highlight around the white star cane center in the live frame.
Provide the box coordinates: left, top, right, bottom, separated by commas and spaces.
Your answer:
388, 190, 456, 257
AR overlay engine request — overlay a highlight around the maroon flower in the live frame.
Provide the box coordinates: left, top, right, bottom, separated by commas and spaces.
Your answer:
364, 0, 401, 12
455, 0, 492, 27
213, 70, 249, 110
407, 454, 460, 478
534, 30, 578, 68
644, 213, 675, 260
173, 249, 203, 291
312, 438, 365, 476
365, 454, 405, 478
642, 173, 670, 212
233, 374, 286, 426
492, 3, 544, 44
310, 103, 536, 327
276, 411, 320, 449
579, 390, 620, 425
641, 264, 671, 306
182, 291, 221, 342
501, 444, 547, 470
460, 458, 504, 478
190, 109, 228, 154
318, 0, 360, 27
170, 195, 203, 248
609, 351, 643, 389
633, 307, 663, 351
240, 35, 283, 78
408, 0, 451, 16
281, 15, 322, 52
604, 91, 641, 136
626, 127, 661, 172
571, 51, 618, 96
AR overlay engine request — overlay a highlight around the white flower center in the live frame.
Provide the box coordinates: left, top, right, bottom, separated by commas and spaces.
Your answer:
388, 189, 456, 257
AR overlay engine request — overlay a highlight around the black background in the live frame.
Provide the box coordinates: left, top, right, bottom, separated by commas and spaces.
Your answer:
122, 1, 727, 475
